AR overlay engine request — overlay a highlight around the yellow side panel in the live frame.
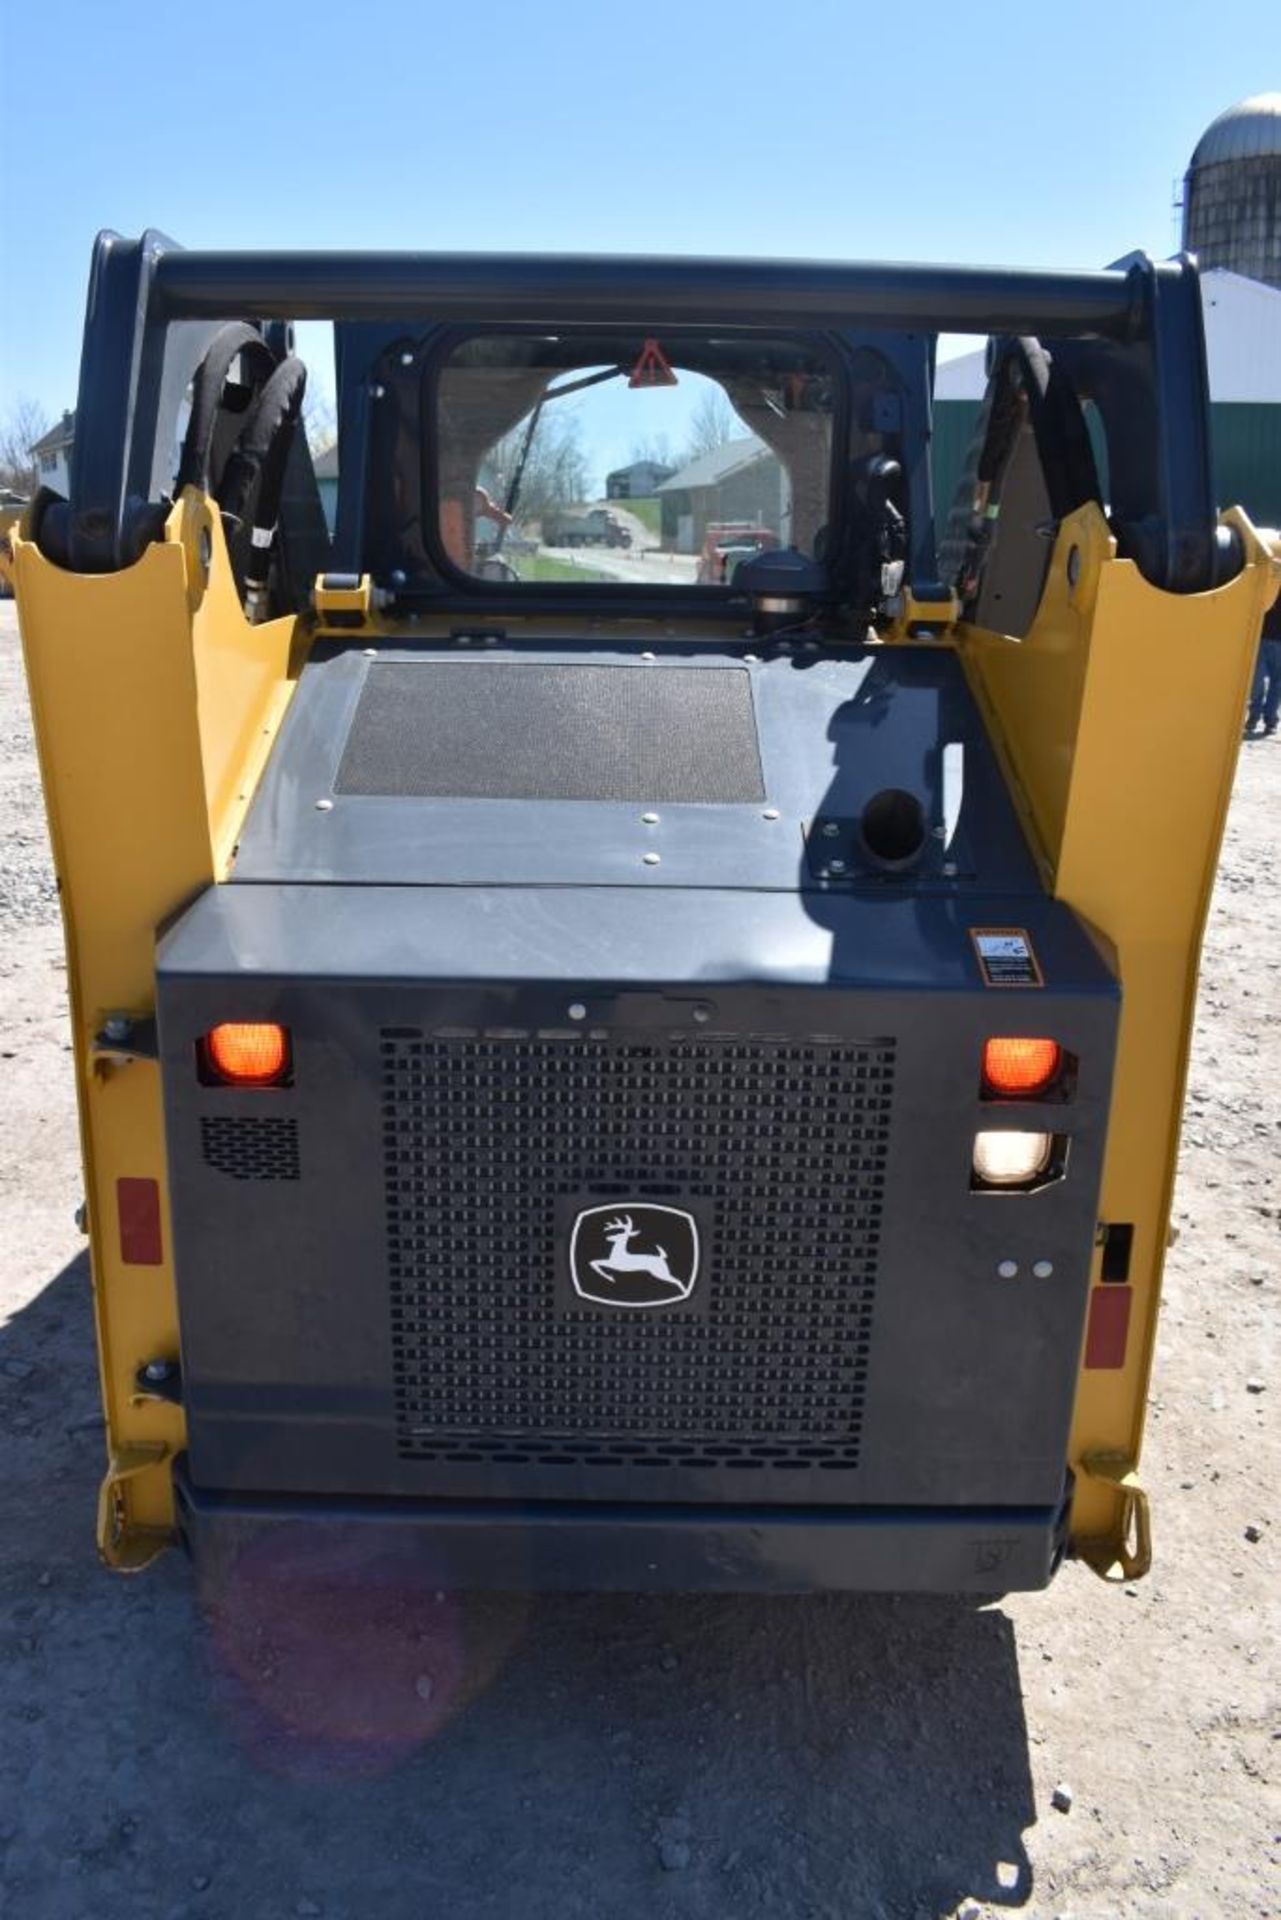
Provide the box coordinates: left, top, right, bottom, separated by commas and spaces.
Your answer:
963, 506, 1278, 1574
184, 500, 301, 870
11, 496, 299, 1566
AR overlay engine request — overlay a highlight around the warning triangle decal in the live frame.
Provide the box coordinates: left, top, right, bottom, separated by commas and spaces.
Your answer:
628, 338, 679, 389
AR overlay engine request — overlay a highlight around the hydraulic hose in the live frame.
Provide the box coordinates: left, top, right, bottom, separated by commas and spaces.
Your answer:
176, 326, 307, 615
175, 323, 277, 496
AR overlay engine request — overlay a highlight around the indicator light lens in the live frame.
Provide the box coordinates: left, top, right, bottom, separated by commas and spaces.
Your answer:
973, 1129, 1053, 1187
204, 1022, 289, 1086
982, 1036, 1062, 1098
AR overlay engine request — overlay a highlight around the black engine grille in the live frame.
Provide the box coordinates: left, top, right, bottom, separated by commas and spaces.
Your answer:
382, 1031, 894, 1472
200, 1115, 300, 1182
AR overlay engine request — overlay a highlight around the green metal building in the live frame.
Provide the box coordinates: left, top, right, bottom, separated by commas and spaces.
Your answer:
934, 96, 1281, 547
932, 267, 1281, 541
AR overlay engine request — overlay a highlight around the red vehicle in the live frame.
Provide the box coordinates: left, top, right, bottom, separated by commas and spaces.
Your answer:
696, 521, 780, 584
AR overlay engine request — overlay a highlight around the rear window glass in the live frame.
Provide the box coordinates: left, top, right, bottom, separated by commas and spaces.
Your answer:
435, 332, 836, 588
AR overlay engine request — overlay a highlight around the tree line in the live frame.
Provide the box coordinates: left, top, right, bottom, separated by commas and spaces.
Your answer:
493, 384, 742, 522
0, 398, 51, 498
0, 379, 744, 516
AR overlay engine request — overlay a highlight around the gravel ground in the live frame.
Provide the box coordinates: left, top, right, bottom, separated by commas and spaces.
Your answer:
0, 598, 1276, 1919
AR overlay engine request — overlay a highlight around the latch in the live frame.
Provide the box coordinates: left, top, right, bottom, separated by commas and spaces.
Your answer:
883, 586, 960, 637
96, 1443, 174, 1573
1074, 1451, 1152, 1582
312, 572, 392, 626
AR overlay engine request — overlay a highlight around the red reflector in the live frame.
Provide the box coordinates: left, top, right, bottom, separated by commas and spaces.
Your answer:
982, 1036, 1062, 1097
1084, 1286, 1132, 1369
117, 1177, 163, 1265
205, 1022, 289, 1086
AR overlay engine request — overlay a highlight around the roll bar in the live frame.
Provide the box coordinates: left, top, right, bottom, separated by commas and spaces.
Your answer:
53, 229, 1224, 597
151, 247, 1150, 338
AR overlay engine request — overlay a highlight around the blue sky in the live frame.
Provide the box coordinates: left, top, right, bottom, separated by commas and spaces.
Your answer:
1, 0, 1275, 423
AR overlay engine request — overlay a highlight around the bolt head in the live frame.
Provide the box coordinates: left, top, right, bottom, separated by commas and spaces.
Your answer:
103, 1016, 130, 1043
314, 797, 334, 812
400, 351, 414, 367
641, 811, 659, 825
1032, 1259, 1055, 1279
143, 1360, 171, 1383
643, 851, 661, 866
821, 821, 840, 838
567, 1002, 587, 1021
829, 859, 847, 874
997, 1259, 1020, 1280
762, 808, 780, 821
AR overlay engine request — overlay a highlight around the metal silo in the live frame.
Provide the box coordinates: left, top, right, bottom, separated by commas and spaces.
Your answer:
1183, 93, 1281, 289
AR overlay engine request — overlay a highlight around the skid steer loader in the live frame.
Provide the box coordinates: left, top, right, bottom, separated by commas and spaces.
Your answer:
4, 232, 1276, 1593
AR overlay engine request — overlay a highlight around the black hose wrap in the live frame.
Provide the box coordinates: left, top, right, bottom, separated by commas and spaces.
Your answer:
174, 323, 277, 496
216, 355, 307, 546
175, 325, 308, 605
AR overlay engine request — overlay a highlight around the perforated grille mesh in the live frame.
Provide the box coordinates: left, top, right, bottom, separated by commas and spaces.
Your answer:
200, 1116, 300, 1182
382, 1031, 894, 1470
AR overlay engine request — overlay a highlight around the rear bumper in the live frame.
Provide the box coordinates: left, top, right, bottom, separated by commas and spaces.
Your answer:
174, 1459, 1070, 1595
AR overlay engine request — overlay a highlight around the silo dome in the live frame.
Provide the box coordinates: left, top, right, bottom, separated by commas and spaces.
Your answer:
1183, 93, 1281, 288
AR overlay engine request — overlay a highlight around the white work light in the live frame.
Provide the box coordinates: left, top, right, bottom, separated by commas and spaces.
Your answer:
973, 1130, 1053, 1188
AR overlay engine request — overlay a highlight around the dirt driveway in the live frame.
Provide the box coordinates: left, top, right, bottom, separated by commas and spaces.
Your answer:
0, 599, 1275, 1919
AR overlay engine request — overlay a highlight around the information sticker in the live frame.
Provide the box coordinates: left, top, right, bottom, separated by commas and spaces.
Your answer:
970, 927, 1044, 989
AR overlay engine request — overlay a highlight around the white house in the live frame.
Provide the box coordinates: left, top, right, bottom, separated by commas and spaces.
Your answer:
29, 411, 75, 496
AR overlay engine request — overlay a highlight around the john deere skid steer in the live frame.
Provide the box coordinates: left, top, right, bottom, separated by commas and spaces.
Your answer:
5, 233, 1276, 1592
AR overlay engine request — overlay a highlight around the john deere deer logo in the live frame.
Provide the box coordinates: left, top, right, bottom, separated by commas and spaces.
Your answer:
569, 1205, 700, 1309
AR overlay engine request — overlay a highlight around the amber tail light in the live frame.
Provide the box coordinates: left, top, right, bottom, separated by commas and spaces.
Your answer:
202, 1022, 290, 1087
982, 1037, 1062, 1099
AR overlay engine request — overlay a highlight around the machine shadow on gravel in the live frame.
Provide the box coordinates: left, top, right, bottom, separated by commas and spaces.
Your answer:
1, 1254, 1037, 1918
1, 1251, 105, 1558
